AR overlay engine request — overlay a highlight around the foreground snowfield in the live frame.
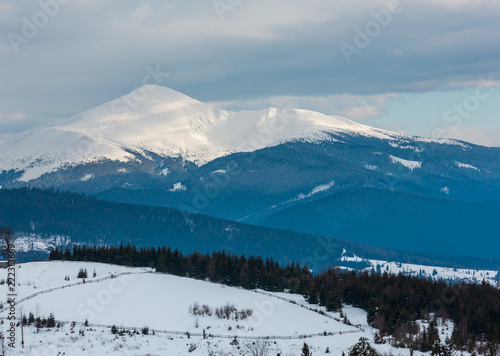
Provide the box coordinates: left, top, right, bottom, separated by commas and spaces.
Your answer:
1, 261, 442, 355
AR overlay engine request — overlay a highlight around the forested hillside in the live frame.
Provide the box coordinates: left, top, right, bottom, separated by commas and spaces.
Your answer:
261, 188, 500, 257
51, 244, 500, 353
2, 187, 500, 270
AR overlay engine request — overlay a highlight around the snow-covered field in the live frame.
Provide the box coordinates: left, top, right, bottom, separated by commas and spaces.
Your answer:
0, 261, 435, 355
340, 253, 500, 287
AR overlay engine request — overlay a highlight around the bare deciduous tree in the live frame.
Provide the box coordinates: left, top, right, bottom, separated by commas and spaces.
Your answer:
245, 340, 270, 356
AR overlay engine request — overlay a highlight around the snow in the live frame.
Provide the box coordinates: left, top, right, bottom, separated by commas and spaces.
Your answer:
160, 167, 170, 176
388, 141, 422, 152
364, 165, 377, 171
414, 136, 468, 148
16, 274, 355, 338
211, 169, 227, 174
371, 260, 499, 285
340, 255, 364, 263
0, 85, 442, 182
169, 182, 187, 192
286, 181, 335, 203
455, 161, 479, 170
389, 155, 422, 170
339, 252, 500, 287
0, 261, 434, 355
80, 173, 94, 182
441, 186, 450, 194
13, 234, 73, 253
0, 261, 152, 301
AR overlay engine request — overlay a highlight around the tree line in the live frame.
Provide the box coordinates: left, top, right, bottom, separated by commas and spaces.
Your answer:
49, 243, 500, 353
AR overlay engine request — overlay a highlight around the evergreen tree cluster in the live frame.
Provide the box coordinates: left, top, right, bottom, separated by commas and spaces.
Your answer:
21, 311, 57, 329
50, 243, 500, 351
77, 268, 88, 278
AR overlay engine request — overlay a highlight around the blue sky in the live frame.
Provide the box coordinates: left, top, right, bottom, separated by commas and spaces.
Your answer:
1, 0, 499, 145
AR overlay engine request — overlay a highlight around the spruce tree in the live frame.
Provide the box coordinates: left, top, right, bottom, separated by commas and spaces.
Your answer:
28, 312, 35, 325
348, 337, 378, 356
302, 342, 312, 356
47, 313, 56, 328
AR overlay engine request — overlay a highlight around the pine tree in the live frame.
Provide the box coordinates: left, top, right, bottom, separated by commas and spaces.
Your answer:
77, 268, 88, 279
348, 337, 378, 356
302, 342, 312, 356
28, 312, 35, 325
308, 290, 318, 305
47, 313, 56, 328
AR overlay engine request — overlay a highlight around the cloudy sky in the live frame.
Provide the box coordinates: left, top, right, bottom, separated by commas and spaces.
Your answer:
1, 0, 499, 145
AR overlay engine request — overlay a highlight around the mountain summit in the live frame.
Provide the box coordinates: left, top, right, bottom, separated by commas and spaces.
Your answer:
0, 85, 455, 182
1, 86, 499, 258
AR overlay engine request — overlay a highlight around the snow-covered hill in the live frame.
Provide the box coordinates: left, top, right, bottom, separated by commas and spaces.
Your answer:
0, 85, 455, 182
340, 252, 500, 287
0, 261, 438, 355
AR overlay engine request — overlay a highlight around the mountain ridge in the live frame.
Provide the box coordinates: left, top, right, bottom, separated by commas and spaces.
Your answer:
0, 85, 467, 183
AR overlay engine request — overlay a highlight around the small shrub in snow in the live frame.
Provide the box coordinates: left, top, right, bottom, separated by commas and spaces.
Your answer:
189, 302, 253, 321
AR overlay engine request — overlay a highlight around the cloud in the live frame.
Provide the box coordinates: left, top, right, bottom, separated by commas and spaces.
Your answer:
439, 126, 500, 147
387, 49, 404, 57
342, 105, 382, 121
0, 0, 499, 139
0, 112, 26, 124
208, 93, 397, 121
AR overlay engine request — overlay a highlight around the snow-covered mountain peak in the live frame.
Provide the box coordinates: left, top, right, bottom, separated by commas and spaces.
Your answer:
0, 85, 458, 182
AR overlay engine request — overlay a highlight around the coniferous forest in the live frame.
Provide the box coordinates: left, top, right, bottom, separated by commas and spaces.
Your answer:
50, 243, 500, 354
3, 187, 500, 271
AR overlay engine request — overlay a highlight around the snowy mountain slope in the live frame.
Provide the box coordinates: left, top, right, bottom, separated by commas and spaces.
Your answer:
0, 85, 461, 182
1, 261, 429, 356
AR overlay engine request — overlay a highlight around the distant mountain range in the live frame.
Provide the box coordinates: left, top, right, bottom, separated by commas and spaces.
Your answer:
2, 188, 499, 270
0, 85, 499, 260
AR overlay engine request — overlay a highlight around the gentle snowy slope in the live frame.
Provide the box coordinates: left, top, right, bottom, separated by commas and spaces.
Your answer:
5, 262, 354, 337
0, 85, 459, 182
0, 261, 152, 299
0, 261, 435, 356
